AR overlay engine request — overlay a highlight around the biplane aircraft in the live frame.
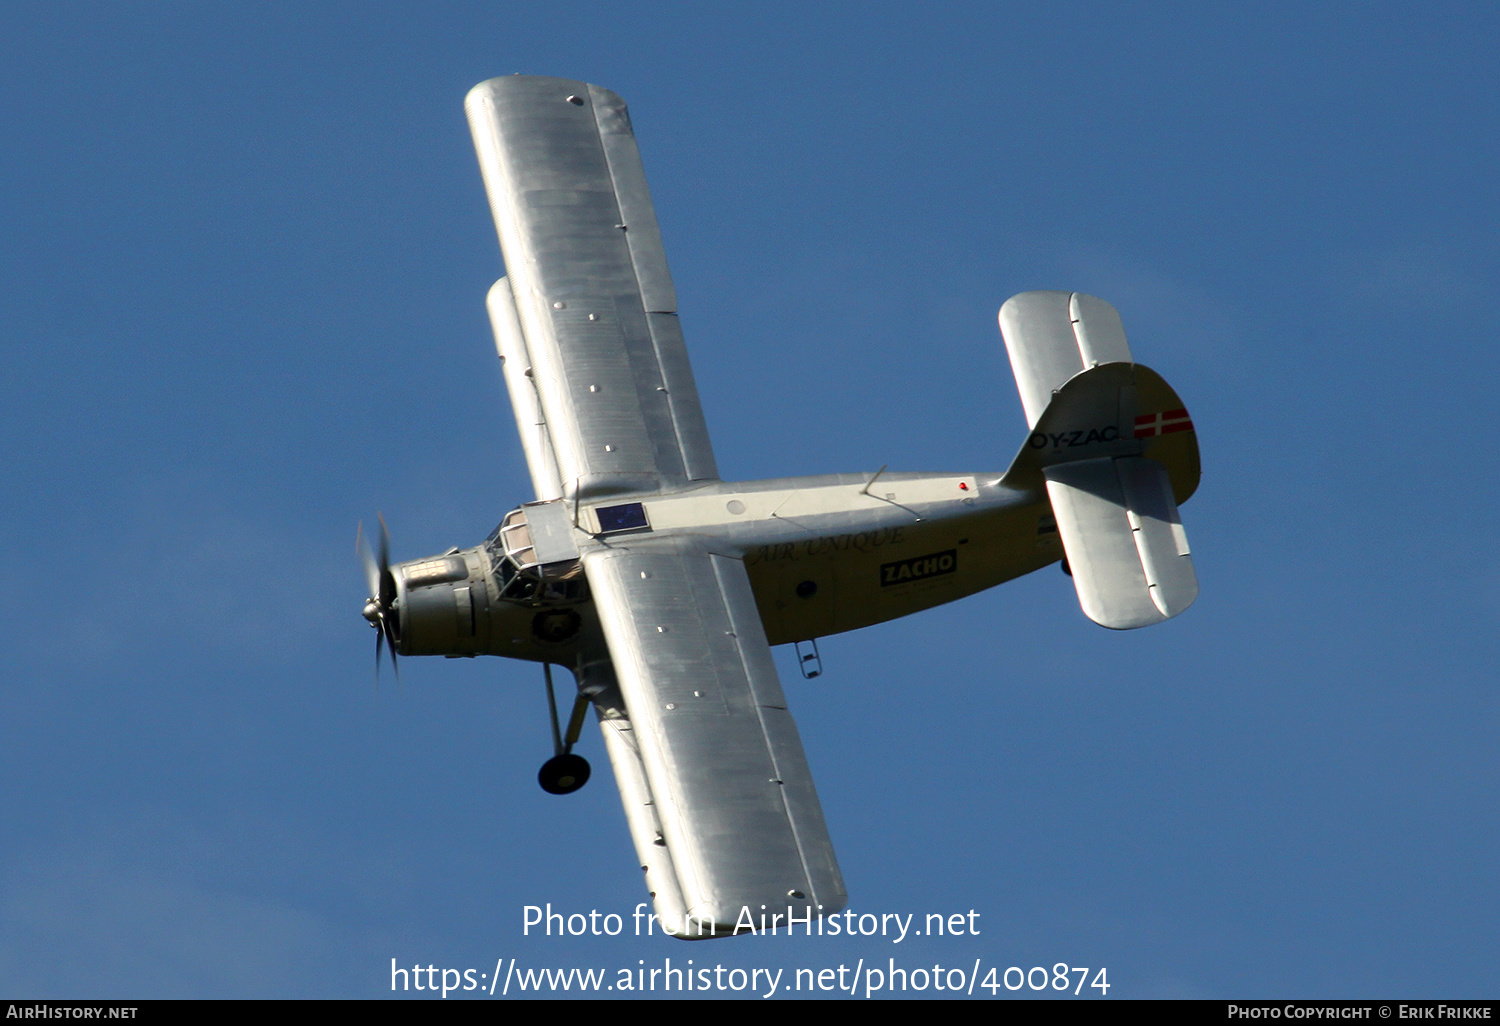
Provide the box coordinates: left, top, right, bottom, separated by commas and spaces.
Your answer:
358, 76, 1201, 940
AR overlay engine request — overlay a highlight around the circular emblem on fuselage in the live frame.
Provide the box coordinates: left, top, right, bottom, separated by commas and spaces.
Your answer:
532, 608, 582, 643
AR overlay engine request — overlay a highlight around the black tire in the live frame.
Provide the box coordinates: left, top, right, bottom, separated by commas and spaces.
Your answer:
538, 753, 591, 795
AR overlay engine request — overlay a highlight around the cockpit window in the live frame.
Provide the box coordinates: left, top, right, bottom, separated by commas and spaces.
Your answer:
485, 509, 588, 606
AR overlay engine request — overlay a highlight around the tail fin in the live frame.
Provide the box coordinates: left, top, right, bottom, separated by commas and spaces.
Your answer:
998, 292, 1200, 629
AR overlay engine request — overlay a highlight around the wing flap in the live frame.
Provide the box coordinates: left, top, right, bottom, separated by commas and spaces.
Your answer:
583, 537, 845, 933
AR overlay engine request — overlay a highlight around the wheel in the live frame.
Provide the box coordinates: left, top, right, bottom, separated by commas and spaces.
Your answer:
538, 753, 591, 795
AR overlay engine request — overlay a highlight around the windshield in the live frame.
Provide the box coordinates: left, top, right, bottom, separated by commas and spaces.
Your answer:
484, 511, 588, 606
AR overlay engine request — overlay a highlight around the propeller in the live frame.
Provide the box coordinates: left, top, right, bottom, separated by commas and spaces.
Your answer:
357, 514, 399, 682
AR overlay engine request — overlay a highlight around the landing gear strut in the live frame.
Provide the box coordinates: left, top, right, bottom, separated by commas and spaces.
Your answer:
538, 663, 591, 795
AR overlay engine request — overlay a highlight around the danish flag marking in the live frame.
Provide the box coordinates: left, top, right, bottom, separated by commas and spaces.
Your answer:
1135, 408, 1193, 438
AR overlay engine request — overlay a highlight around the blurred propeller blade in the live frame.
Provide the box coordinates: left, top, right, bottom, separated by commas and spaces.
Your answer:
373, 622, 385, 692
357, 522, 381, 601
358, 514, 399, 686
377, 514, 394, 606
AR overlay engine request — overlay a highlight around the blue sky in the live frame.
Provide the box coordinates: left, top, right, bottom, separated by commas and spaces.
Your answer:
2, 2, 1497, 999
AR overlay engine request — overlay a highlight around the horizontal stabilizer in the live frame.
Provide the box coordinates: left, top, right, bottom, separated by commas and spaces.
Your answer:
1001, 291, 1133, 428
1044, 456, 1197, 629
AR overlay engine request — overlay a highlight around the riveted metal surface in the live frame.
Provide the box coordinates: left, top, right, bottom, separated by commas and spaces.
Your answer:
467, 76, 718, 501
584, 536, 845, 929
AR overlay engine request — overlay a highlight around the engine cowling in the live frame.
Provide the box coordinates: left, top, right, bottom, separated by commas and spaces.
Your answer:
395, 549, 491, 656
392, 503, 587, 658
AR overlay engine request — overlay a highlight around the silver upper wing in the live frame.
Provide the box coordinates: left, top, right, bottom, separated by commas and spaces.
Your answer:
467, 76, 718, 502
584, 536, 846, 934
468, 77, 842, 935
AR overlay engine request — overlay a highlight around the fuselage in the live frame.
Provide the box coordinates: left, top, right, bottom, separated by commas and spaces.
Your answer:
390, 471, 1060, 666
